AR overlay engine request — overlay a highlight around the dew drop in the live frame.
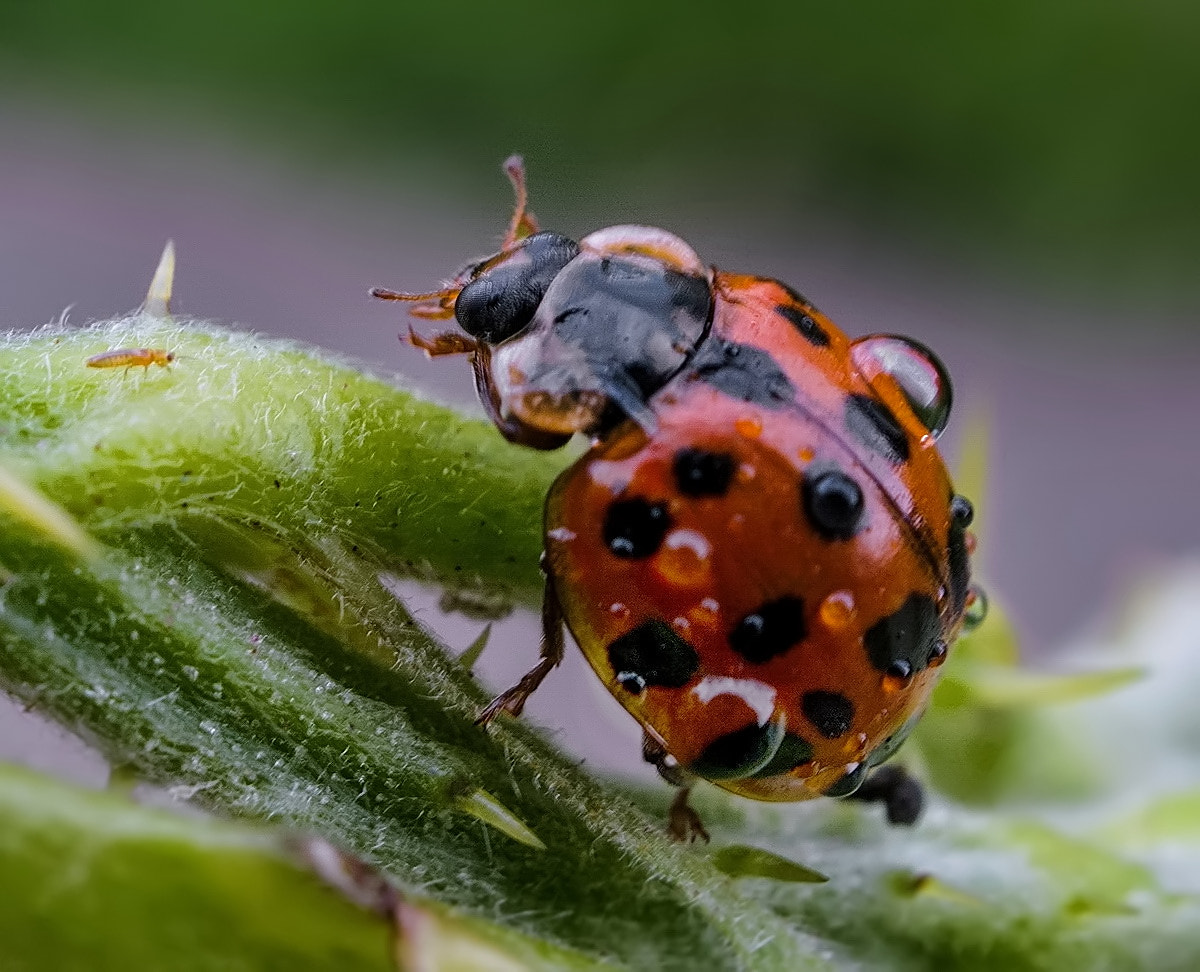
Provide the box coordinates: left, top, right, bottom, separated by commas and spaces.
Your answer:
818, 591, 856, 630
734, 415, 762, 439
655, 529, 713, 587
882, 660, 912, 694
850, 334, 953, 438
963, 585, 989, 631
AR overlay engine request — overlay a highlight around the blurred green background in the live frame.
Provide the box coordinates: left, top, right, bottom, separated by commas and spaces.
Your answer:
7, 1, 1200, 294
3, 0, 1199, 295
2, 1, 1199, 776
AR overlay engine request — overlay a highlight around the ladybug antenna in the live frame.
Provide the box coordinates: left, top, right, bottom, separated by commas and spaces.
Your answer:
369, 285, 458, 321
371, 155, 539, 319
502, 154, 539, 248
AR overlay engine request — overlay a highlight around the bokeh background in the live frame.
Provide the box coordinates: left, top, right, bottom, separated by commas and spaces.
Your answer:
2, 1, 1199, 781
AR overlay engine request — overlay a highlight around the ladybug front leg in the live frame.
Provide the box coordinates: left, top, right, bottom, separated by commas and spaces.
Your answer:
406, 325, 479, 357
642, 732, 710, 843
476, 572, 565, 725
843, 765, 924, 826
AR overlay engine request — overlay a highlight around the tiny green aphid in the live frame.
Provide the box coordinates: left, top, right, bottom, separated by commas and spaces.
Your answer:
86, 348, 176, 374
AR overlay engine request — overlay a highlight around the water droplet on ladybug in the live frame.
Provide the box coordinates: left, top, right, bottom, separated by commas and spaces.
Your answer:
882, 659, 913, 693
818, 590, 857, 630
546, 526, 577, 543
842, 732, 869, 758
851, 335, 953, 438
963, 585, 989, 630
734, 415, 762, 438
617, 671, 646, 694
654, 528, 713, 587
609, 602, 630, 620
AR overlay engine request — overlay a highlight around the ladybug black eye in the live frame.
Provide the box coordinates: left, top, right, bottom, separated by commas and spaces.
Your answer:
455, 232, 579, 343
850, 335, 953, 438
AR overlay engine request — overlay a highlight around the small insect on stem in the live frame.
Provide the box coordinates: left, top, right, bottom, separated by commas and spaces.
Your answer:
85, 348, 176, 375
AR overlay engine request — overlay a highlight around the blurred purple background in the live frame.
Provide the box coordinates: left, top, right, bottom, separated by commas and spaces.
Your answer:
3, 97, 1198, 785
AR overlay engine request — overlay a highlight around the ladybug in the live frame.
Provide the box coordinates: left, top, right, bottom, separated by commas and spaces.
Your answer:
373, 157, 983, 838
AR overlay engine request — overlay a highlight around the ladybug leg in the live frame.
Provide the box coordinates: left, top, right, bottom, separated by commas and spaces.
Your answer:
470, 346, 572, 451
667, 788, 710, 844
405, 325, 479, 357
475, 572, 565, 725
642, 732, 710, 843
843, 765, 924, 826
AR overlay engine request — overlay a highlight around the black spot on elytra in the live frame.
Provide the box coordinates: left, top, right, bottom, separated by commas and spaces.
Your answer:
801, 691, 855, 739
607, 619, 699, 689
824, 762, 868, 797
863, 594, 941, 675
689, 720, 786, 780
774, 303, 830, 347
603, 498, 671, 558
673, 448, 736, 497
845, 393, 910, 463
802, 469, 865, 540
691, 340, 795, 409
729, 596, 806, 664
747, 732, 815, 778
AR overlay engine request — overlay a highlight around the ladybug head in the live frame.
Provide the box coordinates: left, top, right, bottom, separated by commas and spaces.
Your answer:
489, 226, 714, 439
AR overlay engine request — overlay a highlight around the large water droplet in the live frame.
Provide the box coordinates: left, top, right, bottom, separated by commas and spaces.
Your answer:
851, 334, 953, 438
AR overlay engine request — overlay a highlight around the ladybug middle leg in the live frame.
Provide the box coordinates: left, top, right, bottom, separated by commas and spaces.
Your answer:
642, 732, 710, 843
843, 765, 925, 826
476, 571, 566, 725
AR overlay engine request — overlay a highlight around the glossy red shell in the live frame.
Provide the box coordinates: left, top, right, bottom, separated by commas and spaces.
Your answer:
544, 274, 965, 800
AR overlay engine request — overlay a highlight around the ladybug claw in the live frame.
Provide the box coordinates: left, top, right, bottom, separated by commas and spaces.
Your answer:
474, 689, 529, 726
667, 787, 710, 844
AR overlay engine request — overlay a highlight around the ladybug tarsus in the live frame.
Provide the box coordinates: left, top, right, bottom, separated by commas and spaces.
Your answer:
667, 787, 710, 844
405, 326, 478, 358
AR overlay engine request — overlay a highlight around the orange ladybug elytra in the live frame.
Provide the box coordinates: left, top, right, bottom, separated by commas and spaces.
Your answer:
374, 158, 983, 837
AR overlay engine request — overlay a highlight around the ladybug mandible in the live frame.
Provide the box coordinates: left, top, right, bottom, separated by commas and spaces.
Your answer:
373, 157, 983, 838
